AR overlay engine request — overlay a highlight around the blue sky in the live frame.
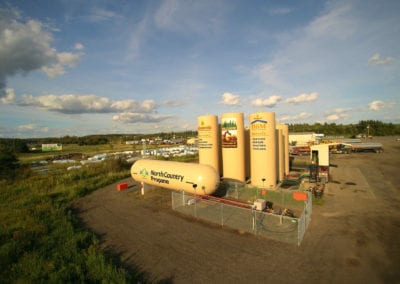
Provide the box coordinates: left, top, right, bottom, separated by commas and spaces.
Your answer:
0, 0, 399, 138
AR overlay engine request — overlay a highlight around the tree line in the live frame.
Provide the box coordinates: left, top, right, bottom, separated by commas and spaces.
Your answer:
288, 120, 400, 137
0, 120, 398, 155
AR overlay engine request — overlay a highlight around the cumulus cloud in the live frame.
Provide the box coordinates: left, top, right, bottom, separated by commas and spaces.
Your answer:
0, 88, 15, 104
368, 100, 395, 111
324, 108, 349, 121
251, 95, 281, 107
112, 113, 173, 123
74, 43, 85, 50
110, 99, 155, 112
0, 8, 83, 96
221, 92, 241, 106
279, 112, 312, 122
285, 92, 319, 104
42, 64, 66, 78
368, 53, 395, 66
12, 93, 156, 114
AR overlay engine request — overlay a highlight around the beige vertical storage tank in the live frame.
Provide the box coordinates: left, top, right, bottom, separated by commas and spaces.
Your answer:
276, 128, 284, 182
198, 115, 220, 176
277, 124, 289, 176
244, 127, 250, 180
249, 112, 276, 188
221, 112, 245, 182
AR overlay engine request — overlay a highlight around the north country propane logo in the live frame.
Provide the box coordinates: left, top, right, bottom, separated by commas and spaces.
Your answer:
139, 168, 185, 184
139, 168, 149, 179
150, 170, 184, 184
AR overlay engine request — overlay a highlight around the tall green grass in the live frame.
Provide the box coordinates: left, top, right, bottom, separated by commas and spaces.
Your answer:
0, 159, 134, 282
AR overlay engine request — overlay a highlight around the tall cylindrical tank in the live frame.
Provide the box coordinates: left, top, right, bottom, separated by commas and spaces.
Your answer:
249, 112, 276, 188
277, 124, 289, 176
276, 128, 284, 182
131, 160, 219, 195
245, 128, 250, 180
221, 112, 245, 182
198, 115, 220, 176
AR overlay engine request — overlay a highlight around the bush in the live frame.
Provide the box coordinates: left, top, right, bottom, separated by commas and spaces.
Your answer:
0, 145, 19, 180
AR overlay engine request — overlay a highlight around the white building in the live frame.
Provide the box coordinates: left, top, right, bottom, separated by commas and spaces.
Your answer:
289, 132, 324, 146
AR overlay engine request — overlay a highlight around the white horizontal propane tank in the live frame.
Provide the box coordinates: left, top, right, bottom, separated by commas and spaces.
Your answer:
131, 159, 220, 195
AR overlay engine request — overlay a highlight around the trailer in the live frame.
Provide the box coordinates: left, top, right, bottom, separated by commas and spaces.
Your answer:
351, 142, 383, 153
289, 146, 310, 156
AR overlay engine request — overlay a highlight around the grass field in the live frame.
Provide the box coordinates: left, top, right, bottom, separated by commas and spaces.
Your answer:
18, 143, 140, 163
1, 144, 200, 282
0, 157, 134, 282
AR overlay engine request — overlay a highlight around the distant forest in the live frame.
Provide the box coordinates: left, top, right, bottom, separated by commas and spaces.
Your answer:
1, 120, 399, 154
288, 120, 400, 137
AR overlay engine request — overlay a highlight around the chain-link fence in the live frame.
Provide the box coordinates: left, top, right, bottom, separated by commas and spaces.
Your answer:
172, 188, 312, 246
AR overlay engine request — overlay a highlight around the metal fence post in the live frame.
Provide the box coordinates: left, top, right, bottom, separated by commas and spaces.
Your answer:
252, 208, 256, 234
221, 203, 224, 226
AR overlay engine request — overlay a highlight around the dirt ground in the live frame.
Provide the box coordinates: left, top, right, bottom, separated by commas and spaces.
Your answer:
73, 137, 400, 283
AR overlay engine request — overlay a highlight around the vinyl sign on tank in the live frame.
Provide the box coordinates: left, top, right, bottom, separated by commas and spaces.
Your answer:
198, 120, 213, 149
139, 167, 184, 185
221, 117, 238, 148
250, 116, 267, 151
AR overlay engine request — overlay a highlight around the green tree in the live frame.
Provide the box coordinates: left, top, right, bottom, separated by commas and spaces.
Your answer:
0, 145, 19, 180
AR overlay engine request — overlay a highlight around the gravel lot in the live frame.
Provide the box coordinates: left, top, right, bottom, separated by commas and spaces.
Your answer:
73, 136, 400, 283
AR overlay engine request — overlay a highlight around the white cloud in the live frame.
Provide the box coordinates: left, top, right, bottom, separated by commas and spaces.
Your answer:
254, 64, 287, 89
251, 95, 281, 107
368, 100, 395, 111
252, 0, 400, 100
285, 92, 319, 104
18, 124, 49, 133
57, 52, 82, 67
307, 3, 355, 40
127, 17, 148, 61
1, 88, 15, 104
42, 64, 66, 78
0, 8, 83, 95
74, 43, 85, 50
154, 0, 224, 35
112, 113, 172, 124
279, 112, 312, 122
325, 114, 340, 121
154, 0, 178, 29
86, 7, 123, 22
252, 2, 359, 91
14, 93, 156, 114
221, 92, 241, 106
324, 108, 349, 121
161, 100, 186, 107
111, 99, 155, 112
368, 53, 395, 66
